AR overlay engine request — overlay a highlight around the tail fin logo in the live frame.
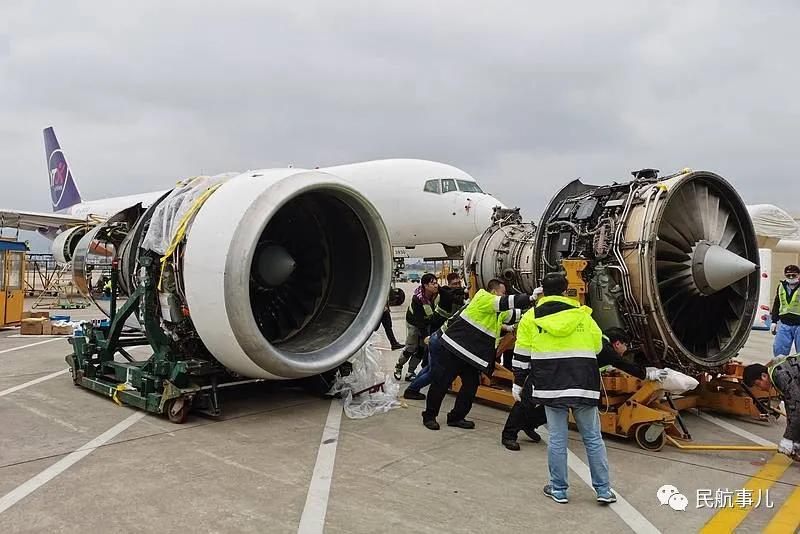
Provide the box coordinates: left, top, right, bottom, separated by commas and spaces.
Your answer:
48, 149, 71, 207
44, 127, 82, 211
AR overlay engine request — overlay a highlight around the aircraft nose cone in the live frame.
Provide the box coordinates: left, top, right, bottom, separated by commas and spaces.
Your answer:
691, 242, 756, 295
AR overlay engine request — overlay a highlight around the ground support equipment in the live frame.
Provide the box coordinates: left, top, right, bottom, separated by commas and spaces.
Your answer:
66, 256, 257, 423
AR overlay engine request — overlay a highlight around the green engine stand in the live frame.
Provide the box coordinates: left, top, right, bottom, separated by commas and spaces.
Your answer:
66, 256, 247, 423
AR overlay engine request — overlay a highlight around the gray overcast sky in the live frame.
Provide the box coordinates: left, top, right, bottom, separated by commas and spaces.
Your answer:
2, 1, 799, 251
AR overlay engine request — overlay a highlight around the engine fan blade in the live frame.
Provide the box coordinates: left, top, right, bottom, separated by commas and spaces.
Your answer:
657, 260, 691, 276
695, 182, 710, 237
719, 220, 739, 249
657, 271, 694, 290
659, 220, 693, 253
675, 184, 705, 243
711, 205, 730, 244
657, 240, 691, 262
706, 188, 720, 241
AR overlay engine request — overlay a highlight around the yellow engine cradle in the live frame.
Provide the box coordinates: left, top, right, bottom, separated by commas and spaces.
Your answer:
452, 358, 781, 452
459, 260, 778, 452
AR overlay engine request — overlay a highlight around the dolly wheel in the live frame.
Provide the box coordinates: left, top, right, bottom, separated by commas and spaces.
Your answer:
634, 424, 666, 451
165, 396, 192, 424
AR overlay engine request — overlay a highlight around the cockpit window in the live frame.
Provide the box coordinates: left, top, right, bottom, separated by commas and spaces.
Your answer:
456, 180, 483, 193
442, 179, 457, 193
423, 179, 441, 194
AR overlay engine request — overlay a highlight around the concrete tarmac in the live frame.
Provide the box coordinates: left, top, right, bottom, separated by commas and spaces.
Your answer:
0, 292, 798, 533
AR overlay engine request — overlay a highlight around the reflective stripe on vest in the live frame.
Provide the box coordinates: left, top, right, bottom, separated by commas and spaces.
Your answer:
461, 289, 505, 341
778, 284, 800, 316
435, 305, 452, 318
422, 295, 440, 318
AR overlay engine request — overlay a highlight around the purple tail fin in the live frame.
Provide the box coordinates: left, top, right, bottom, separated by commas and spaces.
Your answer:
44, 127, 82, 211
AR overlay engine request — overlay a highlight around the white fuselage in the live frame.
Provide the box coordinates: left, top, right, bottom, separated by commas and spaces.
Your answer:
58, 159, 504, 250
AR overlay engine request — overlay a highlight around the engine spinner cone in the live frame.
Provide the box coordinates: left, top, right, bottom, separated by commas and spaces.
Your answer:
690, 240, 756, 295
257, 244, 297, 287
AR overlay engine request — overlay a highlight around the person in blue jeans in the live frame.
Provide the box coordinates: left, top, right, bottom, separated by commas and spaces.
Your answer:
772, 265, 800, 357
513, 273, 615, 504
402, 331, 442, 399
402, 273, 466, 400
543, 405, 610, 503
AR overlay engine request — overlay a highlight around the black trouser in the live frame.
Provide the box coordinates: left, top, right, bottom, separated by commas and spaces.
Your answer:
502, 376, 547, 440
501, 349, 513, 371
422, 346, 480, 423
379, 308, 399, 346
502, 401, 547, 440
374, 308, 400, 346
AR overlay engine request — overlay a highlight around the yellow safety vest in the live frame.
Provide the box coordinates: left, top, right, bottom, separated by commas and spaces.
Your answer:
422, 294, 439, 317
778, 284, 800, 317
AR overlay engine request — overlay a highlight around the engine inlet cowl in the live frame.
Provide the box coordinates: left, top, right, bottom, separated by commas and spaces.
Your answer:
183, 169, 392, 379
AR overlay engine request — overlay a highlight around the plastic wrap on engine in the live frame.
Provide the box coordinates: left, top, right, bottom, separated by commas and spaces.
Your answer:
746, 204, 800, 240
140, 173, 238, 255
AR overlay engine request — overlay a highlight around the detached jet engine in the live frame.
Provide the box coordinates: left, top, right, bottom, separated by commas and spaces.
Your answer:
71, 169, 391, 381
466, 169, 759, 372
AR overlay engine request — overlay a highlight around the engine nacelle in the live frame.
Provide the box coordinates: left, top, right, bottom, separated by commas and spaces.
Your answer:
73, 169, 392, 380
51, 226, 89, 264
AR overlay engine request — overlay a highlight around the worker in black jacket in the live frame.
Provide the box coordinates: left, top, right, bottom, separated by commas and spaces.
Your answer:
403, 272, 466, 400
431, 272, 467, 331
422, 279, 534, 430
394, 273, 439, 381
744, 356, 800, 460
502, 326, 667, 451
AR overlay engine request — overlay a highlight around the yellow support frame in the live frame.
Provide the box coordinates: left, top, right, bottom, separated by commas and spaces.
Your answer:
461, 355, 781, 452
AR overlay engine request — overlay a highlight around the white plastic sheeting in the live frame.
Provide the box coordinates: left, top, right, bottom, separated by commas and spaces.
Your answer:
327, 337, 400, 419
746, 204, 800, 240
141, 173, 239, 255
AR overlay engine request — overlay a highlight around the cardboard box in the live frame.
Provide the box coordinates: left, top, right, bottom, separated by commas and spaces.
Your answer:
20, 311, 50, 320
41, 321, 52, 335
20, 318, 46, 335
52, 325, 73, 336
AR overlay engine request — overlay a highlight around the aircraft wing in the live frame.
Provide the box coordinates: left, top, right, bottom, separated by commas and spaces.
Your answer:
0, 209, 89, 232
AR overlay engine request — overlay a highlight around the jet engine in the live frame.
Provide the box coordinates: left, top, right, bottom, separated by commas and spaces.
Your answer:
51, 225, 89, 264
71, 169, 392, 380
466, 169, 759, 372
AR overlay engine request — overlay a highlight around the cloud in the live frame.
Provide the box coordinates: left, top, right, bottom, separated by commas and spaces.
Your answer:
1, 0, 799, 252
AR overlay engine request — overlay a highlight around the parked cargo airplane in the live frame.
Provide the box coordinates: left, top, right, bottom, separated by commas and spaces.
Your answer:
0, 128, 504, 256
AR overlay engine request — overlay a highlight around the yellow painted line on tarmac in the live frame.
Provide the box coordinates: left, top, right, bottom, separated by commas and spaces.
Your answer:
700, 454, 793, 533
763, 484, 800, 534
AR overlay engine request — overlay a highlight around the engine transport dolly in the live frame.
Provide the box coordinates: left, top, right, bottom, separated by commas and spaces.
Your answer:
66, 255, 262, 423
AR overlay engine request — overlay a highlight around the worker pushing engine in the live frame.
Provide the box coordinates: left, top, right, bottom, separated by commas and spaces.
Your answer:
744, 356, 800, 461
